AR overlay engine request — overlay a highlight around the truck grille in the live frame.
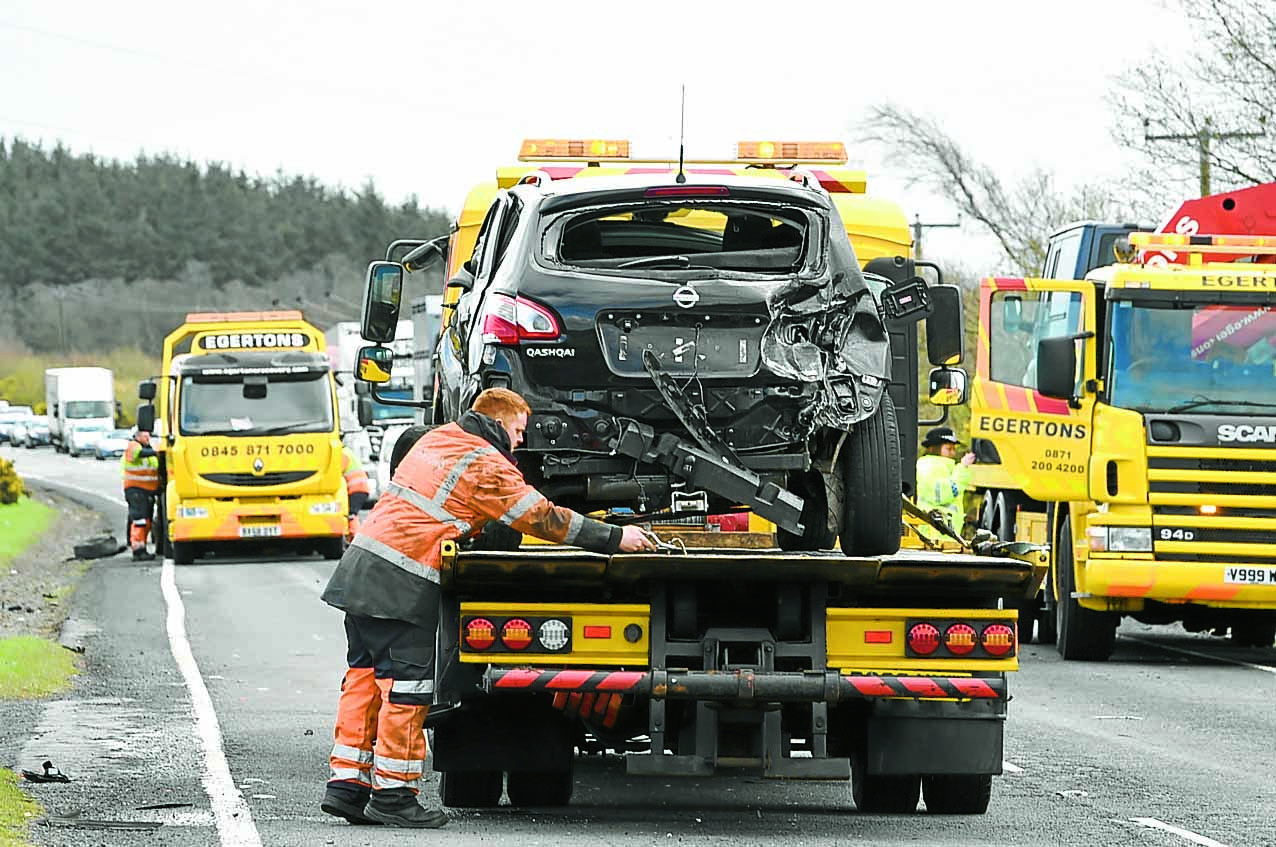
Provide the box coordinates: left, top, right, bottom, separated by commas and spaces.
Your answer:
201, 471, 315, 486
1148, 448, 1276, 565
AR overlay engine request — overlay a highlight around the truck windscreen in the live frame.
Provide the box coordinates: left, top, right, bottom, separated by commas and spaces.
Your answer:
64, 400, 113, 418
1108, 299, 1276, 414
369, 388, 414, 422
179, 372, 333, 436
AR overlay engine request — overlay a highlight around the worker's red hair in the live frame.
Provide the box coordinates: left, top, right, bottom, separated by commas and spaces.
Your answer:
472, 387, 531, 422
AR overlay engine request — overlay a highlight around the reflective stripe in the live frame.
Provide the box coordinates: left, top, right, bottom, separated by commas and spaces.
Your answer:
329, 766, 370, 782
385, 482, 471, 535
132, 518, 148, 526
391, 678, 434, 695
331, 743, 374, 764
433, 446, 495, 503
563, 511, 584, 545
500, 489, 544, 526
350, 534, 440, 584
372, 773, 421, 790
374, 754, 425, 775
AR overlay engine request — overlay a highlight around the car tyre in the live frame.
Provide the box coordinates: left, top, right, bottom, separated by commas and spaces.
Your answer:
839, 393, 902, 557
777, 468, 841, 552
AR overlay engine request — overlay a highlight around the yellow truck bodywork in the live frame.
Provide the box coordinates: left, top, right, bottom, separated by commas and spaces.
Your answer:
154, 312, 347, 556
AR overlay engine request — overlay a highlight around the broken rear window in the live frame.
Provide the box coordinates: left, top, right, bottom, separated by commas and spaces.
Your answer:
552, 204, 809, 273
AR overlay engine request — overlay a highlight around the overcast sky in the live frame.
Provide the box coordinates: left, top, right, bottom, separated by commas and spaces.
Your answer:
1, 0, 1190, 272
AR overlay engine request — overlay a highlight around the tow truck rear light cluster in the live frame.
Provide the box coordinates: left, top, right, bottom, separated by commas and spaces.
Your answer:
462, 615, 573, 654
480, 294, 562, 344
905, 619, 1017, 659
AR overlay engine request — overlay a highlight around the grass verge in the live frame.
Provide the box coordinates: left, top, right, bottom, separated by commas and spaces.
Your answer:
0, 770, 42, 847
0, 638, 78, 700
0, 499, 53, 563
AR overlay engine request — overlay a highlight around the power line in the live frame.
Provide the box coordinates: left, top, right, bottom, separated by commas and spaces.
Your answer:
1143, 115, 1267, 197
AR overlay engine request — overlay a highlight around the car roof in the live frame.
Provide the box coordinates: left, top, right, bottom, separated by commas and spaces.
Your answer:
521, 172, 829, 203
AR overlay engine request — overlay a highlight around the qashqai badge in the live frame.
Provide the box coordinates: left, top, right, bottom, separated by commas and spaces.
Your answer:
673, 285, 699, 309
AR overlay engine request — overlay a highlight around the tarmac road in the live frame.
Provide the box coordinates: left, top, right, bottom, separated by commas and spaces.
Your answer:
5, 443, 1275, 847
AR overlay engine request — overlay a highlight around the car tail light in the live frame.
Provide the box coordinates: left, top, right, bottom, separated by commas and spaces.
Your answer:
480, 294, 561, 344
944, 623, 978, 656
501, 618, 533, 650
981, 623, 1016, 657
464, 618, 495, 651
644, 185, 730, 198
907, 622, 941, 656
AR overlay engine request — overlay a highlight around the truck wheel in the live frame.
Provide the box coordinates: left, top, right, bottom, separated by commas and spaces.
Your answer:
506, 766, 574, 807
777, 468, 841, 551
1230, 621, 1276, 648
438, 770, 503, 808
172, 541, 196, 565
318, 537, 344, 560
1054, 516, 1117, 661
839, 393, 902, 557
852, 769, 920, 814
922, 774, 992, 814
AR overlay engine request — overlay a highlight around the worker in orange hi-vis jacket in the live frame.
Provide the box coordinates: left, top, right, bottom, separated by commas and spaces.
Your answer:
341, 447, 370, 541
319, 387, 656, 828
120, 428, 159, 561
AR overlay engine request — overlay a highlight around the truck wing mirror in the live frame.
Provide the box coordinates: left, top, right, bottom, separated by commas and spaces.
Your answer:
927, 366, 968, 406
925, 284, 964, 365
138, 379, 157, 401
356, 345, 394, 384
361, 261, 405, 343
1037, 336, 1079, 400
136, 403, 156, 434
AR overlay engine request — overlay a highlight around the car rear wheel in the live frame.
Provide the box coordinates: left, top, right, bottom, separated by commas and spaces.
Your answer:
839, 393, 902, 557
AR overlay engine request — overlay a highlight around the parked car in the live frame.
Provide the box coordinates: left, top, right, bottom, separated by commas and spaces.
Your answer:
93, 428, 132, 460
0, 407, 35, 443
428, 174, 905, 554
66, 421, 112, 457
11, 417, 50, 448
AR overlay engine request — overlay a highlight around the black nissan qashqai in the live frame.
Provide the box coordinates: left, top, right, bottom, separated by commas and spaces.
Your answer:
373, 173, 925, 555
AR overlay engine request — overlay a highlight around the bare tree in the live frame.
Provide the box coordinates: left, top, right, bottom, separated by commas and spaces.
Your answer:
860, 104, 1128, 275
1110, 0, 1274, 195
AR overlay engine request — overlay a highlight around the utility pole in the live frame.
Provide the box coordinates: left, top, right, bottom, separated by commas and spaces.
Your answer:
1144, 115, 1266, 197
911, 213, 961, 261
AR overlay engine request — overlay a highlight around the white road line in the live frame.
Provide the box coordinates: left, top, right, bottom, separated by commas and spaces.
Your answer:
1121, 634, 1276, 675
1001, 761, 1024, 773
161, 557, 263, 847
1132, 817, 1229, 847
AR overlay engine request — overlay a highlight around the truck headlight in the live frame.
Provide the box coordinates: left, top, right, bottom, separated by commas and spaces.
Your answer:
177, 506, 209, 519
1087, 526, 1152, 553
310, 501, 343, 515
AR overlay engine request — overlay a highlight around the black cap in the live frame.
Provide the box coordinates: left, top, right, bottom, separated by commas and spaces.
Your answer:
922, 426, 959, 448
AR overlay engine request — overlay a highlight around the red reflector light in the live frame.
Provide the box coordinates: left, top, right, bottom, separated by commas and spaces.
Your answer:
864, 630, 893, 644
945, 623, 978, 656
501, 618, 533, 650
907, 623, 940, 656
708, 512, 749, 532
464, 618, 495, 651
644, 185, 730, 198
582, 625, 612, 639
981, 623, 1016, 657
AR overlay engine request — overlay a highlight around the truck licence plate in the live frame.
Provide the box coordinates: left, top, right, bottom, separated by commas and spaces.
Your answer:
239, 524, 282, 538
1223, 567, 1276, 585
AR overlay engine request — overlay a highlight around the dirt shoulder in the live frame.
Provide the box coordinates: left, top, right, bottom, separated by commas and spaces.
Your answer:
0, 490, 106, 641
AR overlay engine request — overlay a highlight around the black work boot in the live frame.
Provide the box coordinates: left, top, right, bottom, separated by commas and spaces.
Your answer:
321, 781, 380, 825
363, 788, 449, 828
132, 548, 155, 561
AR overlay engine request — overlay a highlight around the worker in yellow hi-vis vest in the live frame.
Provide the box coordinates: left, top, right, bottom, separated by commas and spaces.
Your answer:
121, 429, 160, 560
915, 426, 975, 536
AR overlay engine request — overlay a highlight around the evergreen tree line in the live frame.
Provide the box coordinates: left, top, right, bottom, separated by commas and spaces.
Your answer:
0, 137, 450, 353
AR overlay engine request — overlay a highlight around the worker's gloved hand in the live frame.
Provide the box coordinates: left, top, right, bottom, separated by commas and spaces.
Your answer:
618, 525, 657, 552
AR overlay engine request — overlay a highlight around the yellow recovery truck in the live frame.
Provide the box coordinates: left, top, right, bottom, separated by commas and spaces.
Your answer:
353, 139, 1046, 813
136, 311, 348, 564
970, 188, 1276, 659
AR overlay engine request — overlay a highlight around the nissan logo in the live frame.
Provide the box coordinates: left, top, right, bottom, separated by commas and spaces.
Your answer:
673, 285, 699, 309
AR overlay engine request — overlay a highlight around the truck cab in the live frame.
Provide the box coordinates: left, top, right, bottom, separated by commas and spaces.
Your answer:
1041, 221, 1147, 280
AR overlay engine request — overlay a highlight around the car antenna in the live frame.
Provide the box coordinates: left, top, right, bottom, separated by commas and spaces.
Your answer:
675, 84, 687, 184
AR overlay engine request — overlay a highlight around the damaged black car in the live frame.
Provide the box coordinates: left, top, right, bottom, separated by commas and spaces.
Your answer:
365, 174, 962, 556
